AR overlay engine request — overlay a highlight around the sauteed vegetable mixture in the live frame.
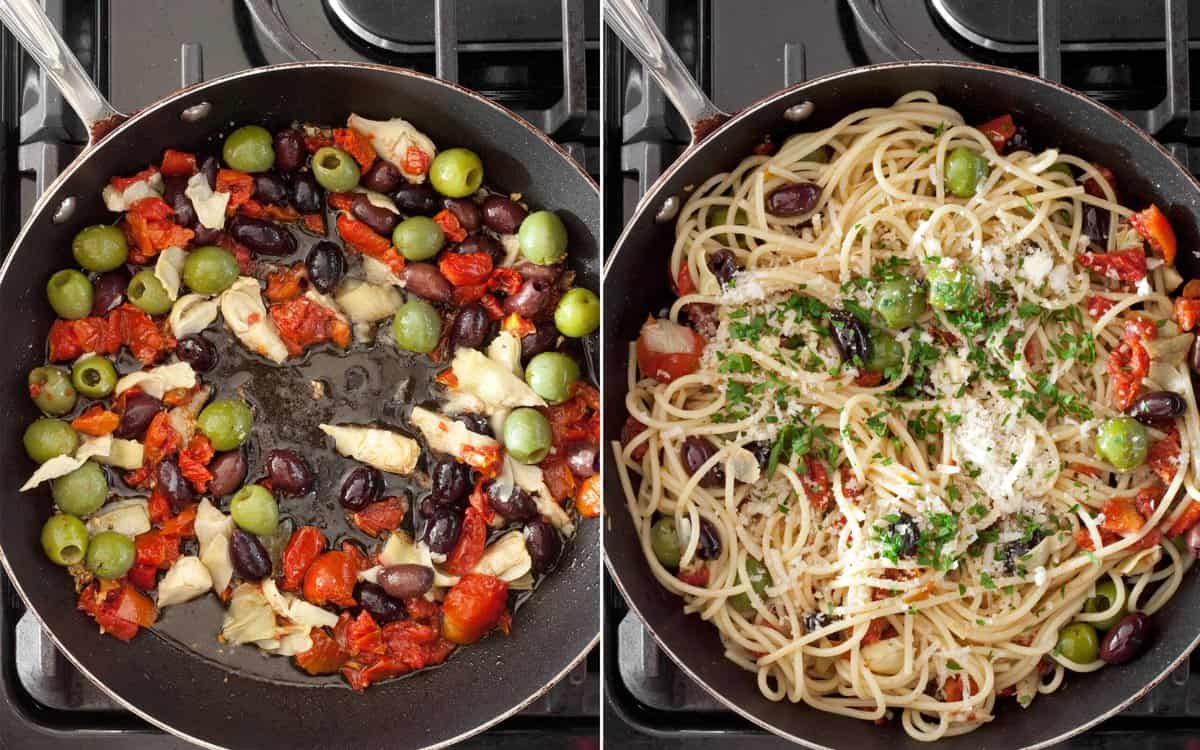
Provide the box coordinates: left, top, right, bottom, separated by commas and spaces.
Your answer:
22, 115, 599, 691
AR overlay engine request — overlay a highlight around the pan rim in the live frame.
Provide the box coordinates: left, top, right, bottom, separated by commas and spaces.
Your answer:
602, 58, 1200, 749
0, 59, 598, 750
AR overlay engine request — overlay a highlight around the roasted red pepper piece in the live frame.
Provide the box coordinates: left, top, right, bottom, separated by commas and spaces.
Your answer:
126, 564, 158, 591
438, 251, 493, 286
134, 530, 181, 571
977, 114, 1016, 152
303, 550, 358, 608
264, 263, 308, 302
110, 304, 175, 364
333, 127, 376, 170
282, 526, 327, 591
351, 498, 406, 537
441, 574, 509, 645
159, 505, 198, 539
444, 506, 487, 575
1130, 204, 1177, 265
159, 149, 197, 177
344, 610, 385, 657
301, 213, 325, 235
239, 199, 301, 222
1078, 247, 1146, 283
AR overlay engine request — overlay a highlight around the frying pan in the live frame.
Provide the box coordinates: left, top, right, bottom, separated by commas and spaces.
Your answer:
602, 1, 1200, 747
0, 2, 598, 748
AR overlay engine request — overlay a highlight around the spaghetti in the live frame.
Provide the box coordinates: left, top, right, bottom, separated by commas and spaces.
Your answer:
613, 91, 1200, 740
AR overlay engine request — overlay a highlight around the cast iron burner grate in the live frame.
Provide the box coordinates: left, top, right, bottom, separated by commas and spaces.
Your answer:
604, 1, 1200, 747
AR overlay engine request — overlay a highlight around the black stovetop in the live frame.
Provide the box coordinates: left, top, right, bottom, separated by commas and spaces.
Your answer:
0, 1, 598, 747
603, 1, 1200, 747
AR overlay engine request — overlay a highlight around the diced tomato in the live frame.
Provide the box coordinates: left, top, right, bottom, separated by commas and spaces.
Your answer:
176, 435, 214, 494
303, 551, 358, 608
977, 114, 1016, 152
71, 405, 119, 436
637, 317, 705, 384
1078, 247, 1146, 283
439, 251, 493, 286
672, 263, 696, 296
468, 480, 496, 525
1130, 204, 1177, 265
282, 526, 327, 591
216, 169, 254, 215
351, 498, 406, 537
620, 416, 649, 461
159, 149, 197, 177
1136, 484, 1166, 518
335, 214, 406, 275
576, 475, 601, 518
268, 296, 347, 356
677, 563, 709, 586
403, 146, 430, 177
488, 268, 524, 297
1166, 501, 1200, 538
441, 574, 509, 645
333, 127, 376, 170
1086, 296, 1115, 319
110, 166, 158, 193
1083, 164, 1117, 199
124, 197, 194, 263
433, 209, 468, 243
301, 212, 325, 235
294, 628, 350, 675
943, 675, 980, 703
265, 263, 309, 303
444, 506, 487, 576
1101, 497, 1145, 536
159, 505, 198, 539
48, 316, 117, 362
78, 581, 156, 641
135, 530, 181, 570
1148, 426, 1182, 485
1174, 298, 1200, 332
801, 457, 831, 511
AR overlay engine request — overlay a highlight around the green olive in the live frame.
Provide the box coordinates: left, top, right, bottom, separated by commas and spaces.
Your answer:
72, 225, 128, 272
1056, 622, 1100, 663
1083, 579, 1124, 631
222, 124, 275, 173
730, 557, 772, 612
40, 514, 89, 566
873, 277, 927, 329
800, 145, 830, 163
707, 206, 749, 248
23, 418, 79, 464
71, 355, 118, 399
525, 352, 580, 405
28, 366, 77, 416
312, 147, 361, 192
392, 216, 445, 261
230, 484, 279, 536
945, 146, 990, 198
126, 269, 172, 315
650, 516, 682, 569
554, 288, 599, 338
1094, 417, 1148, 472
197, 399, 253, 451
183, 245, 239, 295
866, 329, 904, 374
85, 530, 135, 580
926, 266, 975, 312
392, 298, 442, 354
51, 460, 108, 517
517, 211, 568, 266
502, 407, 553, 464
429, 148, 484, 198
46, 269, 94, 320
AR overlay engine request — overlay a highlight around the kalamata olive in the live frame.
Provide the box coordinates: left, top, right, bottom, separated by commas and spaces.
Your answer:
1082, 204, 1109, 248
392, 184, 440, 215
707, 249, 738, 285
304, 241, 345, 295
253, 173, 288, 205
443, 198, 482, 232
1190, 337, 1200, 376
289, 172, 322, 213
377, 564, 434, 599
485, 481, 538, 521
340, 466, 382, 511
90, 268, 130, 316
523, 519, 562, 575
1099, 612, 1152, 664
398, 261, 452, 303
193, 226, 222, 246
482, 195, 528, 234
430, 456, 471, 505
273, 129, 305, 172
423, 508, 463, 555
521, 322, 559, 362
514, 260, 563, 285
455, 413, 491, 436
207, 450, 247, 498
156, 458, 194, 510
828, 309, 871, 365
264, 449, 314, 496
696, 518, 722, 560
351, 193, 399, 236
228, 215, 297, 256
163, 176, 198, 227
176, 335, 218, 372
199, 155, 219, 190
681, 436, 724, 488
457, 232, 504, 263
1127, 390, 1185, 424
230, 529, 272, 580
746, 440, 771, 470
1187, 523, 1200, 557
360, 160, 402, 193
504, 279, 553, 318
356, 582, 406, 622
449, 303, 490, 352
564, 440, 599, 478
766, 182, 821, 217
1006, 126, 1033, 154
116, 391, 163, 439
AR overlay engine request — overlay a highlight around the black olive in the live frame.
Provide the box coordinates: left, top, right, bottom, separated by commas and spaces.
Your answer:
827, 310, 871, 366
1002, 529, 1045, 575
340, 466, 383, 511
305, 241, 345, 295
680, 437, 724, 488
423, 508, 463, 555
230, 529, 272, 580
454, 413, 492, 437
356, 582, 406, 623
707, 249, 738, 285
430, 456, 470, 506
887, 512, 920, 558
696, 518, 721, 560
766, 182, 821, 217
523, 519, 562, 575
485, 481, 538, 521
1127, 391, 1185, 424
264, 449, 314, 497
1082, 204, 1110, 248
1099, 612, 1152, 664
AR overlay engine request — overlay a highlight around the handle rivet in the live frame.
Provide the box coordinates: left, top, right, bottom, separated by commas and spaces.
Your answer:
784, 101, 815, 122
180, 101, 212, 123
655, 196, 680, 223
52, 196, 76, 224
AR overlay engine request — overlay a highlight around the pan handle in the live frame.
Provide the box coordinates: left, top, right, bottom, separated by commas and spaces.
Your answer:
603, 0, 729, 141
0, 0, 126, 141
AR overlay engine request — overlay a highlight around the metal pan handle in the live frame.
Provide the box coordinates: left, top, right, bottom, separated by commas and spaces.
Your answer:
0, 0, 126, 142
603, 0, 730, 141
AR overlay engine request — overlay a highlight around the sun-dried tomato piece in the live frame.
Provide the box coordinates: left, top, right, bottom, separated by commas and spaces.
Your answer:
439, 251, 493, 287
159, 150, 197, 177
70, 405, 120, 436
1148, 425, 1182, 486
351, 498, 406, 537
403, 146, 430, 177
333, 128, 376, 170
265, 262, 309, 303
268, 296, 347, 356
335, 214, 405, 275
1086, 296, 1114, 319
433, 209, 468, 243
110, 167, 158, 192
124, 197, 194, 264
1078, 247, 1146, 283
216, 169, 254, 215
1175, 298, 1200, 332
1130, 204, 1176, 265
